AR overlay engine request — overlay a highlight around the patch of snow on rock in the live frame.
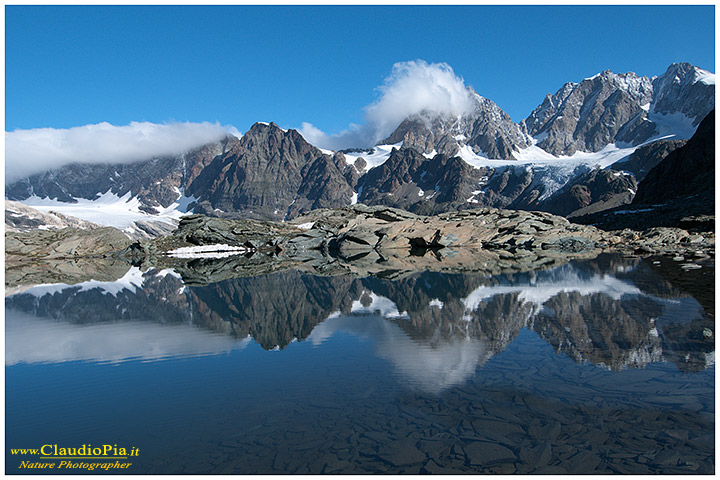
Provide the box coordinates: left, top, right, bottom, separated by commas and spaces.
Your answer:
167, 244, 247, 259
342, 143, 402, 171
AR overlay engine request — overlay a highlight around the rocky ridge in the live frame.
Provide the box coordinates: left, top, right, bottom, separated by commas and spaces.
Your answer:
189, 122, 358, 221
5, 63, 713, 225
6, 135, 239, 213
5, 226, 134, 289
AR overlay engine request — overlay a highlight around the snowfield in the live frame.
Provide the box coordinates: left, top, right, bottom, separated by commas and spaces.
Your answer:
342, 143, 402, 171
20, 189, 197, 233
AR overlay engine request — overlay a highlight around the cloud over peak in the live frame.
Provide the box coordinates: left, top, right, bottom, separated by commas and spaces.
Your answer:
299, 60, 475, 150
6, 121, 237, 184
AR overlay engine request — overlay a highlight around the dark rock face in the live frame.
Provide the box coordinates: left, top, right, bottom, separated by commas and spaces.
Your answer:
633, 110, 714, 205
615, 138, 687, 182
382, 90, 529, 160
478, 166, 537, 210
522, 71, 655, 155
570, 111, 714, 230
539, 168, 637, 217
189, 123, 356, 221
356, 148, 485, 215
287, 152, 359, 219
652, 63, 716, 126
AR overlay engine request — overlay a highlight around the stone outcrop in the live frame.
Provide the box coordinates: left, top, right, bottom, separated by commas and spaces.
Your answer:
5, 227, 134, 288
115, 204, 713, 288
6, 226, 132, 260
138, 205, 610, 259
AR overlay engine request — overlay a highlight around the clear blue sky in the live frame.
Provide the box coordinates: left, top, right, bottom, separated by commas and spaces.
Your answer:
6, 5, 715, 134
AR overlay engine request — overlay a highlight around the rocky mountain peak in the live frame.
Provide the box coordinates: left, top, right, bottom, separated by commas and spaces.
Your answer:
245, 121, 286, 135
381, 87, 529, 160
522, 62, 712, 156
651, 63, 715, 125
189, 122, 356, 221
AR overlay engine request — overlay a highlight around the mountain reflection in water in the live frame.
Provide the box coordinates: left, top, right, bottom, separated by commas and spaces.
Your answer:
6, 254, 714, 384
5, 253, 714, 474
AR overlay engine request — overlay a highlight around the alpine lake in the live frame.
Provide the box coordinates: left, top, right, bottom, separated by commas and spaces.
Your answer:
5, 252, 714, 474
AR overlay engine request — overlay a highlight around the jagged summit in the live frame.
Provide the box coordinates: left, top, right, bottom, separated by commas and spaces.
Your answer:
521, 62, 714, 156
651, 62, 715, 124
381, 87, 529, 160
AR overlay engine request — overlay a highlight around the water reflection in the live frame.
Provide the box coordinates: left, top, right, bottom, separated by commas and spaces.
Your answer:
308, 314, 492, 394
6, 254, 713, 386
5, 253, 714, 474
5, 311, 248, 365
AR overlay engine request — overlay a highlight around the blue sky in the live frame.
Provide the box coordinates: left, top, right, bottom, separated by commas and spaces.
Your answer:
6, 5, 715, 137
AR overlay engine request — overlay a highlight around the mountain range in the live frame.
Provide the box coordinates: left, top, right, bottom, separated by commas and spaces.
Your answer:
6, 62, 715, 231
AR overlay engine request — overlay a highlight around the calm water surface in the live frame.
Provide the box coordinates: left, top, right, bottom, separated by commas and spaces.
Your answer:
5, 254, 714, 474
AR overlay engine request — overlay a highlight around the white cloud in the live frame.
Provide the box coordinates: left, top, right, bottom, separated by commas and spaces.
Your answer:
299, 60, 475, 150
5, 121, 238, 184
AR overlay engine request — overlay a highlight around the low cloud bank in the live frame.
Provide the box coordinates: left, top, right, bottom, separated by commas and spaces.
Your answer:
299, 60, 475, 150
6, 121, 239, 183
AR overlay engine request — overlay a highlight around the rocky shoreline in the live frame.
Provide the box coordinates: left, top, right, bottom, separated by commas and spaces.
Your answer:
8, 203, 713, 288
